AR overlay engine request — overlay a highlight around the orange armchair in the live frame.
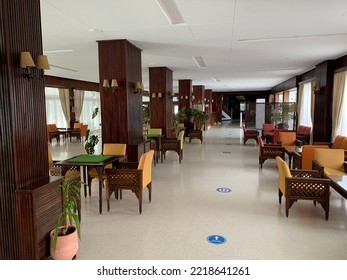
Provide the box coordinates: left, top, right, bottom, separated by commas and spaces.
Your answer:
278, 131, 302, 146
293, 145, 329, 170
104, 150, 154, 214
47, 124, 60, 143
312, 148, 347, 177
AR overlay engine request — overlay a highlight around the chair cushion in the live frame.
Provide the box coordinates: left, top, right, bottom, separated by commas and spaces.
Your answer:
314, 148, 345, 170
332, 135, 345, 149
297, 125, 305, 134
324, 167, 346, 176
278, 132, 296, 146
340, 137, 347, 150
301, 145, 329, 170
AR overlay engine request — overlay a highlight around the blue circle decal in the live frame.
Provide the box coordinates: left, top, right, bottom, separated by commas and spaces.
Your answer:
217, 187, 231, 193
207, 235, 227, 245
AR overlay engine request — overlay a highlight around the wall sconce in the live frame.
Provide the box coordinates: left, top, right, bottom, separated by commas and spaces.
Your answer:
191, 95, 195, 101
134, 81, 144, 93
169, 91, 175, 98
103, 79, 118, 92
151, 92, 163, 99
157, 92, 162, 98
185, 95, 188, 99
312, 85, 320, 94
20, 51, 50, 80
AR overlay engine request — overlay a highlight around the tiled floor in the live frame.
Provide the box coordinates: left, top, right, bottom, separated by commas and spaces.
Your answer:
49, 123, 347, 260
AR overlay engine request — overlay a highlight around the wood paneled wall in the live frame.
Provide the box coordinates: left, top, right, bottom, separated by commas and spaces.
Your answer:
0, 0, 52, 259
193, 85, 205, 106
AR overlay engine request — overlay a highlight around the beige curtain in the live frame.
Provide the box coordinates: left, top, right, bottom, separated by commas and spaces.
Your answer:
58, 88, 70, 127
310, 80, 316, 143
74, 89, 85, 122
332, 71, 347, 140
296, 83, 303, 125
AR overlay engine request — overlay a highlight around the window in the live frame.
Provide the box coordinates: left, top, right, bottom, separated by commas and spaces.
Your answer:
45, 87, 67, 127
79, 91, 101, 133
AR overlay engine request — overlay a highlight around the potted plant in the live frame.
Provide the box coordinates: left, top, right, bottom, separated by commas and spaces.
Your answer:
84, 107, 99, 155
50, 176, 81, 260
271, 103, 291, 129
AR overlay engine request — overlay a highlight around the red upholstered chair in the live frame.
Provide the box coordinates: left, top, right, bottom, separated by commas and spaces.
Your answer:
262, 123, 275, 143
242, 125, 259, 145
296, 125, 311, 144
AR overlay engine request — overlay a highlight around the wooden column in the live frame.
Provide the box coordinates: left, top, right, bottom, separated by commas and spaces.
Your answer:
98, 40, 144, 160
193, 85, 205, 109
149, 67, 174, 137
0, 0, 61, 259
178, 79, 192, 110
312, 60, 334, 142
205, 89, 213, 114
212, 93, 223, 123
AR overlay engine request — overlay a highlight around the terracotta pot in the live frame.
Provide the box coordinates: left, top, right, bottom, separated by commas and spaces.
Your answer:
50, 226, 79, 260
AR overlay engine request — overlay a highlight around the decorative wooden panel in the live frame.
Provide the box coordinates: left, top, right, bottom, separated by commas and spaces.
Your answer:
16, 177, 62, 259
178, 79, 192, 110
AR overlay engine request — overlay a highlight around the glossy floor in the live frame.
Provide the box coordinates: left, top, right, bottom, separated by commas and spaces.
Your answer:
49, 123, 347, 260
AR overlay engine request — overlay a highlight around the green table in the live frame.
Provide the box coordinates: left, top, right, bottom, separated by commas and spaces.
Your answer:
56, 154, 126, 214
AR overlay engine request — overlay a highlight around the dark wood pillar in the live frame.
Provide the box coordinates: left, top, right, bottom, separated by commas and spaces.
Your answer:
149, 67, 174, 137
0, 0, 59, 259
205, 89, 213, 114
98, 40, 144, 159
178, 79, 192, 110
193, 85, 205, 109
313, 61, 334, 142
213, 93, 223, 123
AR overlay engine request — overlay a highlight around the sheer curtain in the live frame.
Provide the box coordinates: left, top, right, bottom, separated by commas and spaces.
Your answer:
298, 82, 312, 127
79, 91, 101, 133
58, 88, 70, 126
45, 87, 67, 128
74, 89, 85, 122
332, 71, 347, 139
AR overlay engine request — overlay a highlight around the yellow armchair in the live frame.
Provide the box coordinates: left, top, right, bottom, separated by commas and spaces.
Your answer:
104, 150, 154, 214
87, 143, 127, 192
161, 130, 185, 163
293, 145, 329, 170
276, 156, 330, 220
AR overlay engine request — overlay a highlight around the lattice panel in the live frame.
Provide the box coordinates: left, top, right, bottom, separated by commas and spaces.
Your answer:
288, 181, 328, 198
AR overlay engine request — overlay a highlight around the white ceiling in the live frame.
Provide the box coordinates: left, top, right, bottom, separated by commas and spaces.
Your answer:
40, 0, 347, 92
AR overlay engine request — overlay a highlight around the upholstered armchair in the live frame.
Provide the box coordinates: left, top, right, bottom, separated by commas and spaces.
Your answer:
70, 122, 82, 141
242, 125, 259, 145
312, 148, 347, 177
276, 156, 330, 220
161, 130, 185, 163
80, 124, 88, 140
189, 125, 204, 143
104, 150, 154, 214
313, 135, 347, 161
258, 136, 285, 168
296, 125, 311, 144
47, 124, 60, 143
292, 145, 329, 170
278, 131, 302, 146
262, 123, 275, 143
87, 143, 127, 192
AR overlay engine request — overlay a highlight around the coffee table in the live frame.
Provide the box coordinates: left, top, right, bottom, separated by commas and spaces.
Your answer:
325, 174, 347, 199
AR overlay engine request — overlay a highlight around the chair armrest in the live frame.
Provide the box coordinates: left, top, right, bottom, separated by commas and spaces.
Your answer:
292, 151, 302, 169
312, 160, 324, 178
313, 141, 333, 148
295, 139, 303, 147
118, 162, 139, 169
264, 143, 281, 147
291, 169, 319, 178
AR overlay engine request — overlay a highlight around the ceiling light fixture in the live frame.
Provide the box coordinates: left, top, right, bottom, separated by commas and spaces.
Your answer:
192, 56, 206, 68
155, 0, 185, 25
211, 77, 220, 82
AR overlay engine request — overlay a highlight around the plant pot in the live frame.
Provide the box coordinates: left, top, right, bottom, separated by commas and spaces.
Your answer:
50, 225, 79, 260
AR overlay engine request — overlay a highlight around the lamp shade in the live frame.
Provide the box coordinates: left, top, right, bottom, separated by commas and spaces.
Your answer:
20, 52, 35, 68
36, 55, 50, 70
103, 79, 110, 88
111, 79, 118, 88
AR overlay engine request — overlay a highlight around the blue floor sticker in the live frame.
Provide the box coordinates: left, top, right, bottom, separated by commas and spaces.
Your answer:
217, 187, 231, 193
207, 235, 227, 245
